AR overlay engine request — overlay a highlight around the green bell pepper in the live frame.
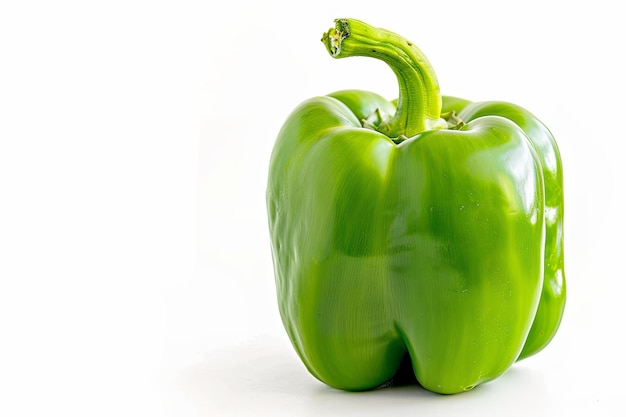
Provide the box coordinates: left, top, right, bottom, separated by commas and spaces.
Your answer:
266, 18, 565, 394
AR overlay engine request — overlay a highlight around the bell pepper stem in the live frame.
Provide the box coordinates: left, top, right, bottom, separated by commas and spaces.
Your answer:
322, 18, 446, 138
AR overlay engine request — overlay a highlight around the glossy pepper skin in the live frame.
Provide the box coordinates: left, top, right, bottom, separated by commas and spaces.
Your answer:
266, 18, 565, 394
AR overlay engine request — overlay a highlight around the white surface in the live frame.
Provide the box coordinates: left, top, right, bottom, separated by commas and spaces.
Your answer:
1, 1, 624, 415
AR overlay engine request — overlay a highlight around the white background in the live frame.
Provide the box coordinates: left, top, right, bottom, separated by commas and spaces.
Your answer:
1, 0, 624, 415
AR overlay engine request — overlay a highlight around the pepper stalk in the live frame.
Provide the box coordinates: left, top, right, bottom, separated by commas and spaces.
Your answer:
322, 18, 447, 138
